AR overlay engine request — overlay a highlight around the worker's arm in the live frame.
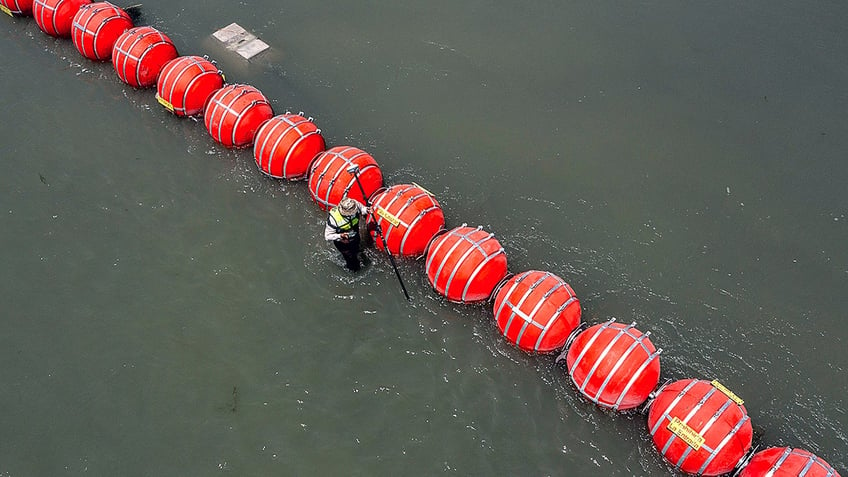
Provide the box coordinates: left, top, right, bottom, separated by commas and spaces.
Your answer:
351, 199, 370, 216
325, 222, 347, 241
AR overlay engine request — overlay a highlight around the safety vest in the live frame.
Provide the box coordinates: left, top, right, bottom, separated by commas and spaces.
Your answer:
328, 207, 359, 233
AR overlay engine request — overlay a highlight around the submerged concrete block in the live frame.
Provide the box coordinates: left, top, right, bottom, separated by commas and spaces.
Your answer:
212, 23, 269, 59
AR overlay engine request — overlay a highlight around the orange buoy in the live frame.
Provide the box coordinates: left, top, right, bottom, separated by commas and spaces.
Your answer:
367, 184, 445, 257
70, 2, 132, 60
307, 146, 383, 210
203, 84, 273, 148
1, 0, 34, 15
563, 319, 660, 410
738, 447, 840, 477
156, 56, 224, 117
425, 226, 508, 303
493, 270, 581, 353
33, 0, 91, 37
112, 26, 178, 88
253, 114, 325, 180
648, 379, 753, 476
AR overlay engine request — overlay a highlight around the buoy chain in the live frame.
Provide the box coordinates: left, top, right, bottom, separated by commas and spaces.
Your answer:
7, 7, 842, 473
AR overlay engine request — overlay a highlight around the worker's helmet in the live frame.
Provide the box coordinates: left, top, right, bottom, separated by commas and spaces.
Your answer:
339, 198, 358, 217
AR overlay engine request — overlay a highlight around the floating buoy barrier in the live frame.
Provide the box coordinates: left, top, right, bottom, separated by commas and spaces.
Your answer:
33, 0, 90, 37
112, 25, 178, 88
253, 114, 325, 180
425, 226, 508, 303
155, 55, 224, 117
647, 379, 753, 476
492, 270, 581, 353
203, 84, 273, 148
0, 0, 34, 16
4, 9, 842, 475
367, 183, 445, 257
738, 447, 840, 477
307, 146, 383, 210
70, 2, 131, 60
562, 319, 660, 410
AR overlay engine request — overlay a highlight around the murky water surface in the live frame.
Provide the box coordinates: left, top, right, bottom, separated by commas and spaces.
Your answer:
1, 1, 846, 475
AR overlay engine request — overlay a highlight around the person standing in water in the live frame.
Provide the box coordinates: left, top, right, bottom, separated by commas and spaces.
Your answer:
324, 197, 371, 271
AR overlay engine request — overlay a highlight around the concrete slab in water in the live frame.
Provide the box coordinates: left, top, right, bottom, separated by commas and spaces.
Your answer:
212, 23, 269, 59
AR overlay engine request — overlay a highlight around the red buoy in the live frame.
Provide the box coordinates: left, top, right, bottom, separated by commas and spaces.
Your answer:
112, 26, 178, 88
156, 56, 224, 117
648, 379, 753, 476
493, 270, 581, 353
564, 319, 660, 410
738, 447, 840, 477
253, 114, 325, 180
1, 0, 34, 15
367, 184, 445, 257
203, 84, 273, 148
70, 2, 132, 60
33, 0, 91, 37
307, 146, 383, 210
425, 226, 508, 303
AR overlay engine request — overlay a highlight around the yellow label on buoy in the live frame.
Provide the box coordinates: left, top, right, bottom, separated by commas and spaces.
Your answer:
1, 5, 13, 16
711, 380, 744, 406
411, 182, 434, 197
155, 94, 174, 112
667, 417, 705, 451
376, 206, 401, 227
